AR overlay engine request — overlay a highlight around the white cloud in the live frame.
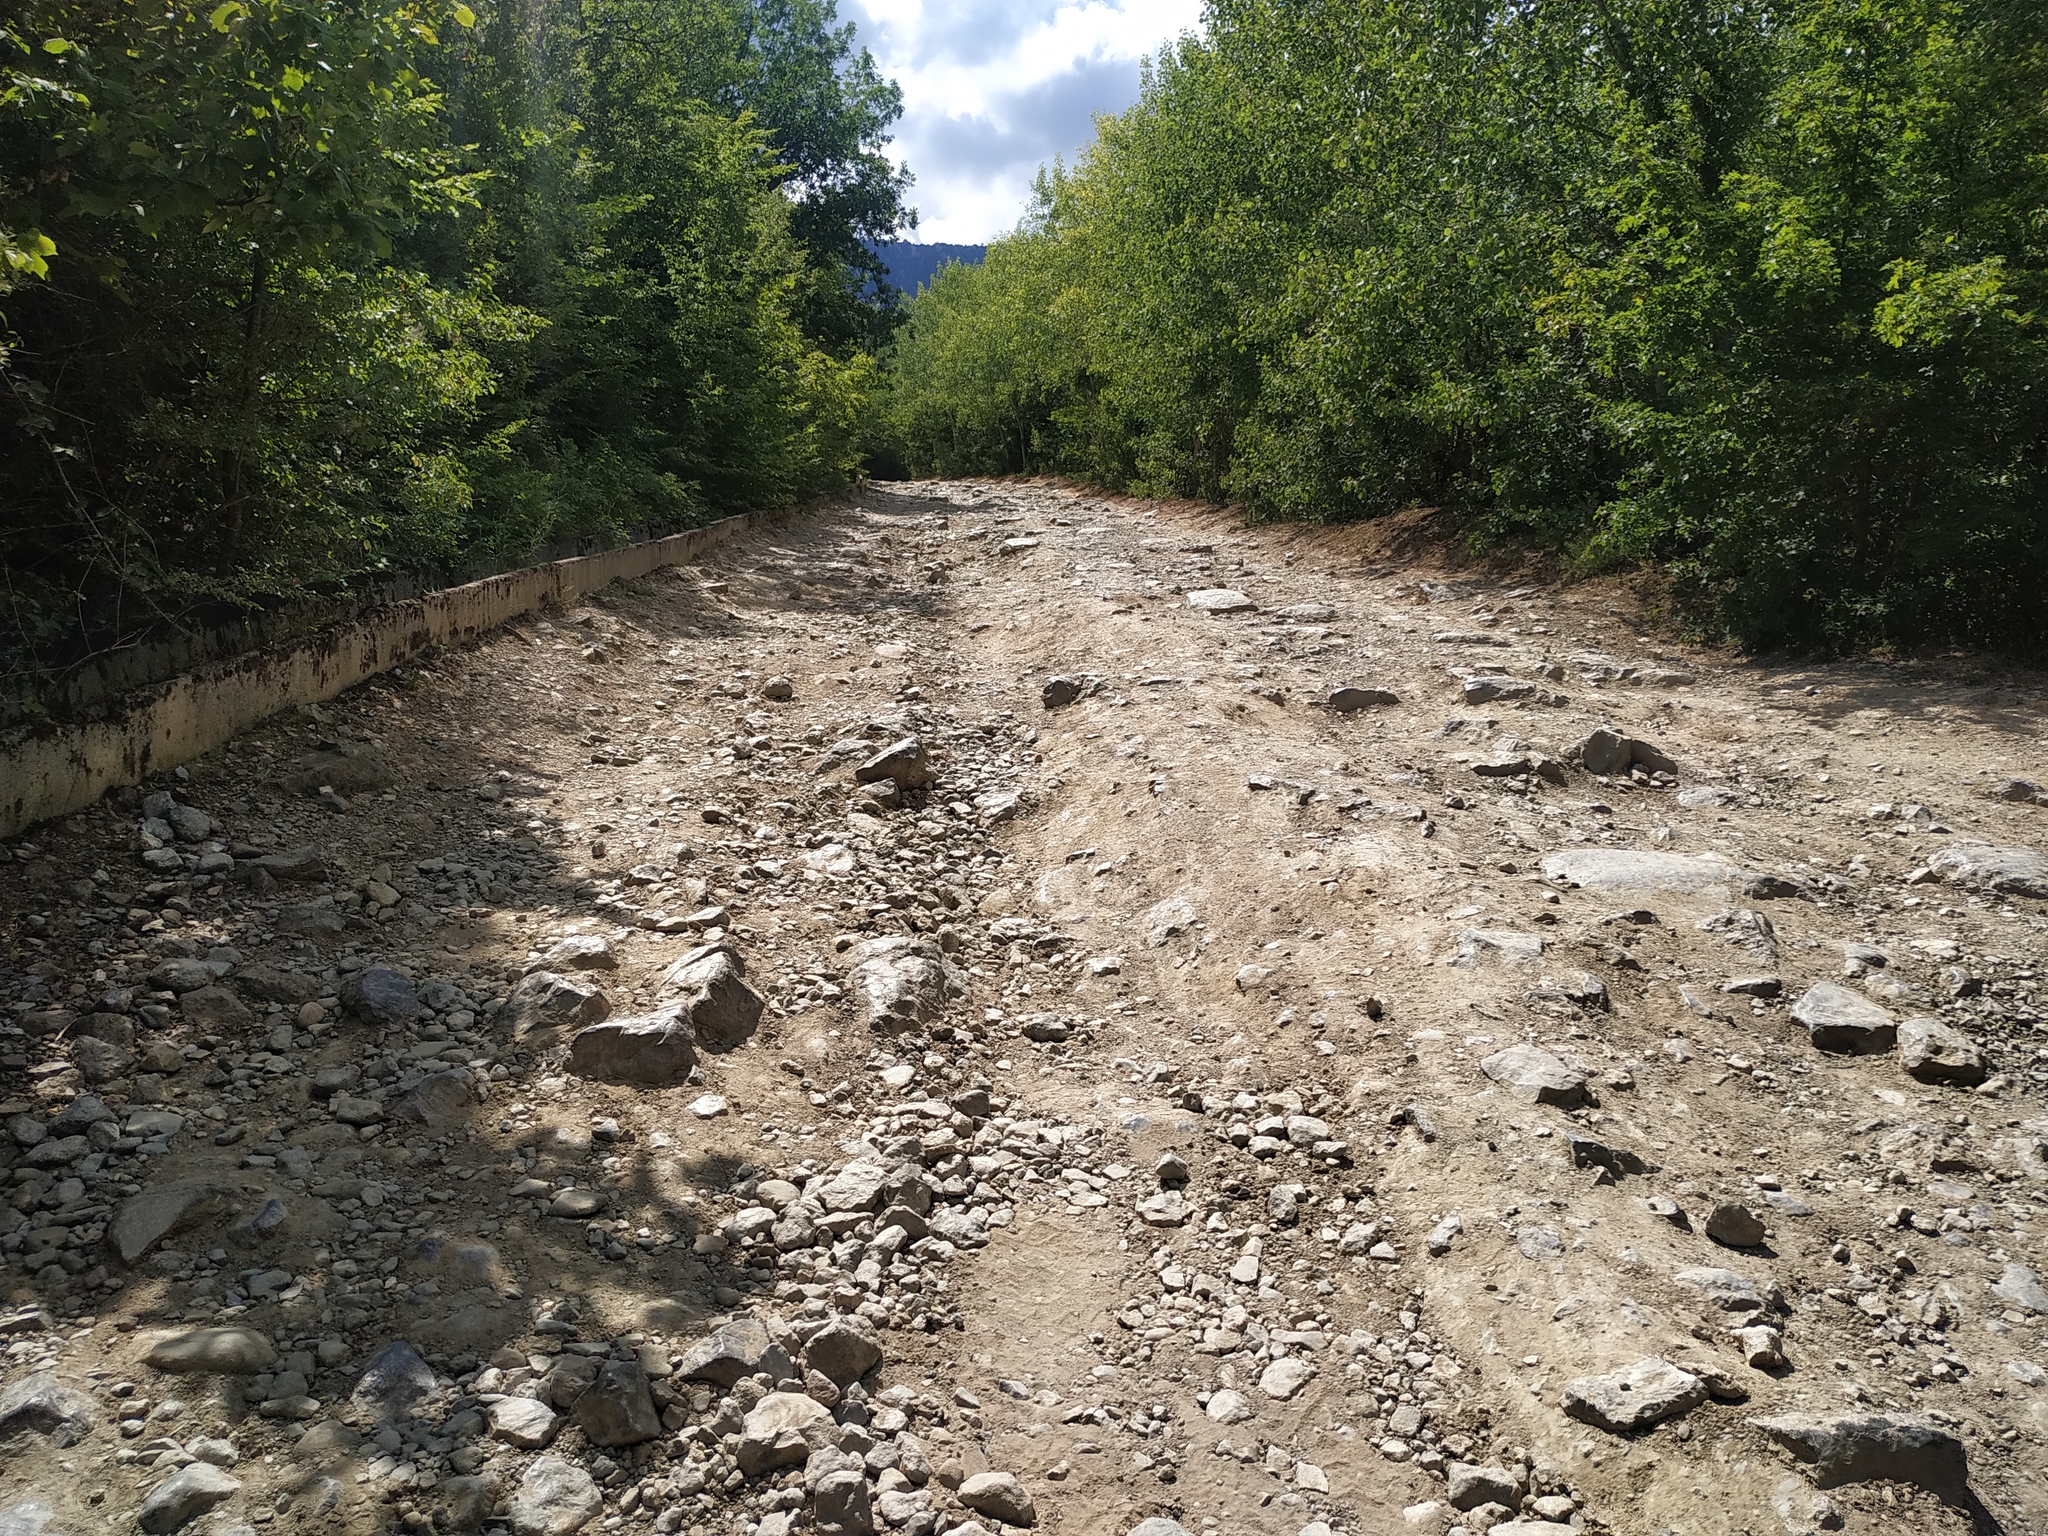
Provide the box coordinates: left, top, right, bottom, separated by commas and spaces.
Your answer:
845, 0, 1205, 243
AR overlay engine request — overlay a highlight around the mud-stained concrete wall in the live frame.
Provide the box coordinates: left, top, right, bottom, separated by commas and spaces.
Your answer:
0, 513, 758, 837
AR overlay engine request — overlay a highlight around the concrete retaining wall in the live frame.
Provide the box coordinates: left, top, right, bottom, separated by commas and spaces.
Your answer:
1, 512, 760, 838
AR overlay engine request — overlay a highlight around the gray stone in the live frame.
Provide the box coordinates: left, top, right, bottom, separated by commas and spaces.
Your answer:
284, 741, 393, 795
503, 971, 611, 1039
351, 1340, 435, 1420
486, 1398, 558, 1449
1992, 1263, 2048, 1314
1186, 589, 1256, 615
146, 1327, 277, 1375
435, 1473, 498, 1533
957, 1472, 1036, 1528
856, 738, 935, 790
1897, 1017, 1986, 1086
678, 1319, 795, 1387
1328, 686, 1399, 711
1451, 929, 1543, 968
0, 1373, 99, 1445
1541, 850, 1752, 895
1479, 1043, 1588, 1107
179, 985, 253, 1031
1137, 1190, 1190, 1227
1446, 1462, 1520, 1511
736, 1392, 836, 1476
1672, 1267, 1771, 1314
329, 1095, 383, 1127
1203, 1389, 1253, 1423
0, 1500, 56, 1536
137, 1464, 240, 1533
546, 1188, 606, 1218
530, 934, 615, 973
1258, 1357, 1313, 1400
1562, 1357, 1705, 1433
1705, 1202, 1767, 1248
111, 1184, 234, 1266
658, 942, 765, 1051
1751, 1413, 1966, 1490
1128, 1523, 1195, 1536
1041, 676, 1085, 709
390, 1070, 472, 1129
1926, 842, 2048, 899
1144, 895, 1198, 947
340, 967, 418, 1025
847, 936, 966, 1033
509, 1455, 601, 1536
568, 1010, 698, 1085
274, 901, 346, 938
1578, 728, 1676, 777
148, 958, 221, 993
1564, 1131, 1655, 1179
1790, 983, 1897, 1053
233, 964, 317, 1003
573, 1360, 661, 1446
803, 1322, 882, 1386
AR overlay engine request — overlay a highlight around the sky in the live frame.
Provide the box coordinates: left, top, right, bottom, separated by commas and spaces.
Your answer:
841, 0, 1206, 245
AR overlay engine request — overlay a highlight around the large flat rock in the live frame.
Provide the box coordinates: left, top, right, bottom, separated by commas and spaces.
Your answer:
1541, 850, 1752, 896
1562, 1357, 1705, 1432
1926, 842, 2048, 899
1790, 982, 1897, 1053
1751, 1413, 1966, 1490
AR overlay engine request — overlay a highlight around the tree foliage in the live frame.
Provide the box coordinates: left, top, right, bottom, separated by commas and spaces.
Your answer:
884, 1, 2048, 654
0, 0, 910, 695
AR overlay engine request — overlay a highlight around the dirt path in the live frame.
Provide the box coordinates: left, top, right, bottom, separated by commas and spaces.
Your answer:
4, 481, 2048, 1536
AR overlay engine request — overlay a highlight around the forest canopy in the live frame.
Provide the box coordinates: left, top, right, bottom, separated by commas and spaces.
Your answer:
882, 1, 2048, 655
1, 0, 909, 692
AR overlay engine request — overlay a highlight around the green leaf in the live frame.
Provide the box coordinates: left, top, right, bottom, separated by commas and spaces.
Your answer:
452, 4, 475, 28
40, 37, 71, 54
208, 3, 243, 34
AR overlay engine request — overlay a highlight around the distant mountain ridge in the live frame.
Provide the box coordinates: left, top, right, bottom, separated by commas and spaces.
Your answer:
873, 241, 986, 296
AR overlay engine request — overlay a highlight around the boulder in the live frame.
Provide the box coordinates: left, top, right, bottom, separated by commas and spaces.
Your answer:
1479, 1044, 1588, 1107
509, 1456, 601, 1536
957, 1472, 1037, 1528
1926, 842, 2048, 899
1897, 1017, 1986, 1086
340, 966, 418, 1026
529, 934, 616, 973
1451, 929, 1543, 967
1041, 676, 1085, 709
389, 1070, 472, 1129
847, 936, 966, 1033
1186, 589, 1256, 615
658, 943, 765, 1052
110, 1185, 234, 1266
0, 1373, 99, 1446
487, 1399, 558, 1449
1992, 1263, 2048, 1314
1790, 982, 1896, 1053
803, 1322, 882, 1386
1328, 686, 1399, 711
351, 1340, 436, 1421
573, 1360, 662, 1446
568, 1011, 698, 1085
1446, 1462, 1520, 1511
502, 971, 611, 1039
855, 738, 935, 790
1562, 1357, 1705, 1433
1750, 1413, 1966, 1491
283, 741, 394, 795
1203, 1389, 1253, 1423
1540, 850, 1752, 896
137, 1464, 240, 1534
1258, 1357, 1313, 1400
146, 1327, 277, 1375
1672, 1267, 1772, 1315
1578, 728, 1677, 777
1705, 1202, 1767, 1248
179, 986, 252, 1031
677, 1319, 794, 1387
736, 1392, 836, 1476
